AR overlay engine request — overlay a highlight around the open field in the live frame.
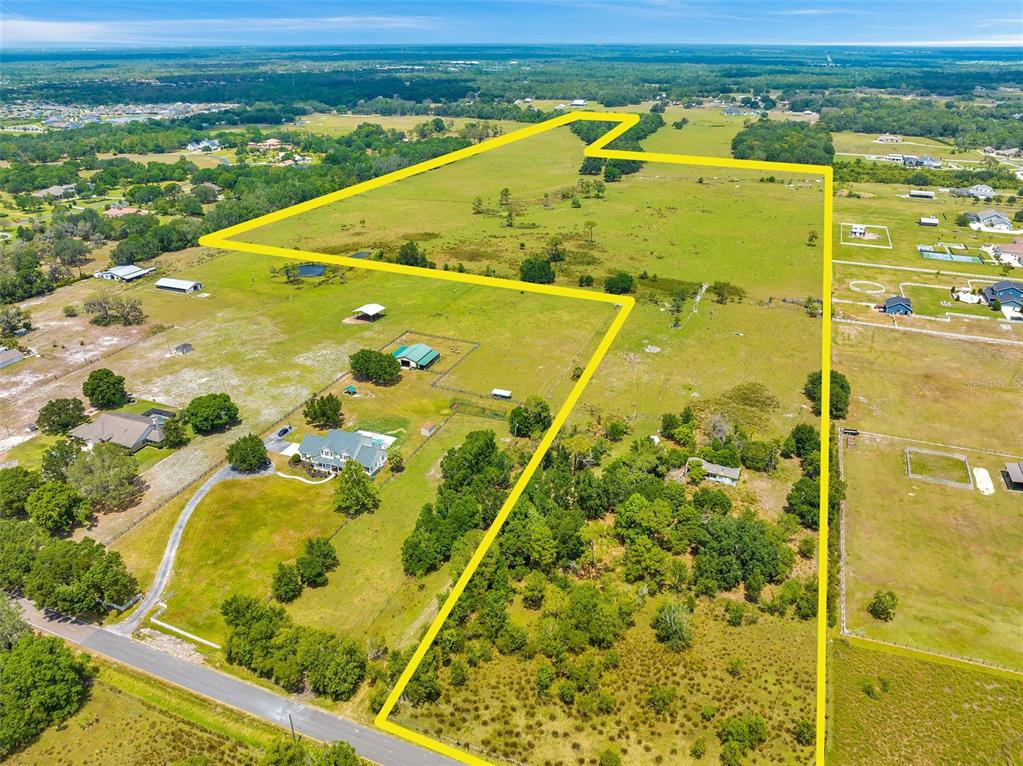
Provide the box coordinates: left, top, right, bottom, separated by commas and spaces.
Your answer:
7, 661, 279, 766
905, 448, 972, 485
832, 320, 1023, 451
640, 106, 816, 159
234, 126, 824, 299
832, 131, 962, 159
95, 150, 231, 168
842, 433, 1023, 669
827, 640, 1023, 766
395, 598, 816, 766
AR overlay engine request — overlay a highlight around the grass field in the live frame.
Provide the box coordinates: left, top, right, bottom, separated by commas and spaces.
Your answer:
831, 131, 962, 159
832, 319, 1023, 451
828, 640, 1023, 766
905, 448, 971, 485
395, 598, 816, 766
842, 433, 1023, 669
234, 126, 825, 300
7, 661, 280, 766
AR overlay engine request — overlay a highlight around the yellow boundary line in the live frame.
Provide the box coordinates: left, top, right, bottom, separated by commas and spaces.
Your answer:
199, 112, 834, 765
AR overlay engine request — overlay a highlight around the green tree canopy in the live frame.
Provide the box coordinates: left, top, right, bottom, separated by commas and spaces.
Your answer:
183, 393, 239, 434
25, 482, 90, 535
36, 398, 88, 435
81, 368, 128, 409
66, 443, 139, 511
348, 349, 401, 385
332, 460, 380, 517
226, 433, 268, 472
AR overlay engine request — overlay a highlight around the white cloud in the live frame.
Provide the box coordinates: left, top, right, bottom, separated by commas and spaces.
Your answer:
1, 15, 441, 46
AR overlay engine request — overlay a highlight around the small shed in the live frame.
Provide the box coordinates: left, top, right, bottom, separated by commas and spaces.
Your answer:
909, 189, 936, 199
343, 385, 357, 395
353, 303, 386, 321
421, 422, 438, 437
918, 216, 940, 226
174, 343, 193, 355
156, 278, 203, 294
0, 346, 25, 370
491, 388, 513, 400
882, 296, 913, 315
1004, 462, 1023, 491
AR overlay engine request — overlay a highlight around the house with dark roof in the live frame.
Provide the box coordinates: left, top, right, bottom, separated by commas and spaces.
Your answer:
393, 342, 439, 370
882, 296, 913, 315
1003, 462, 1023, 491
297, 429, 388, 475
682, 457, 741, 487
69, 412, 165, 453
980, 280, 1023, 311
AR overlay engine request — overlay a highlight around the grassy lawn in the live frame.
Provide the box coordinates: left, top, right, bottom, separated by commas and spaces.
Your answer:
905, 449, 971, 484
832, 318, 1023, 451
832, 131, 963, 158
395, 597, 816, 766
236, 126, 825, 300
292, 112, 524, 137
828, 640, 1023, 766
7, 661, 280, 766
842, 434, 1023, 669
1, 432, 59, 470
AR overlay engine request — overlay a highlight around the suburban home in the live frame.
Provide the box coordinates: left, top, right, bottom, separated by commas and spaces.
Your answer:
69, 411, 165, 453
920, 155, 941, 169
297, 429, 388, 475
93, 264, 156, 282
393, 342, 439, 369
1003, 462, 1023, 491
684, 457, 741, 487
352, 303, 386, 321
876, 133, 901, 143
908, 189, 936, 200
918, 216, 940, 226
992, 240, 1023, 267
199, 181, 223, 194
882, 296, 913, 315
155, 277, 203, 294
981, 280, 1023, 310
102, 206, 146, 218
968, 210, 1013, 231
0, 346, 25, 370
954, 184, 996, 201
31, 183, 76, 199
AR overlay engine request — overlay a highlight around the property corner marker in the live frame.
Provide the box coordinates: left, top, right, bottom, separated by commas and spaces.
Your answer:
199, 112, 834, 766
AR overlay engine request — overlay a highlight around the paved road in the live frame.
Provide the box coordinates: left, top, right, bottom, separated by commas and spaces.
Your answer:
18, 598, 459, 766
112, 463, 275, 636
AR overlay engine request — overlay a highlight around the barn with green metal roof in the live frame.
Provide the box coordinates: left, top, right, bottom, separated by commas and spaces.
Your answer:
392, 342, 440, 370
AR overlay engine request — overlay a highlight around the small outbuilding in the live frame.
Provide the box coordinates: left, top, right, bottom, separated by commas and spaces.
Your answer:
421, 422, 438, 437
174, 343, 193, 355
882, 296, 913, 315
156, 278, 203, 294
343, 385, 357, 395
94, 264, 155, 282
0, 346, 25, 370
918, 216, 940, 226
393, 342, 439, 370
908, 189, 935, 199
1003, 462, 1023, 491
491, 388, 513, 400
352, 303, 386, 321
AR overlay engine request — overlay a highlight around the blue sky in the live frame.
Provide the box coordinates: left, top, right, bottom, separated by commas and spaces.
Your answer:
2, 0, 1021, 48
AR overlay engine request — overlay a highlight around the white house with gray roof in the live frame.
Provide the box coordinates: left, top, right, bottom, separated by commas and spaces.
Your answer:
298, 429, 389, 475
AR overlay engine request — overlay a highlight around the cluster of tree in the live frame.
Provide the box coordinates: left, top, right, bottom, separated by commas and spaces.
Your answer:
82, 367, 128, 409
508, 396, 553, 438
182, 392, 239, 434
83, 294, 145, 326
332, 460, 381, 517
271, 537, 340, 603
834, 158, 1019, 190
0, 597, 92, 758
303, 393, 343, 429
804, 369, 850, 419
0, 519, 138, 614
572, 112, 664, 181
348, 349, 401, 385
401, 430, 512, 577
819, 96, 1023, 150
0, 304, 32, 338
717, 713, 769, 766
258, 738, 366, 766
731, 118, 835, 166
0, 246, 55, 304
226, 433, 269, 472
220, 594, 367, 701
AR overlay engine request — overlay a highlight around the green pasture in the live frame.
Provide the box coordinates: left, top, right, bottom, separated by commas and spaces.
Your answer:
236, 126, 825, 299
828, 640, 1023, 766
831, 311, 1023, 451
905, 449, 971, 484
832, 131, 962, 159
292, 112, 524, 137
842, 434, 1023, 669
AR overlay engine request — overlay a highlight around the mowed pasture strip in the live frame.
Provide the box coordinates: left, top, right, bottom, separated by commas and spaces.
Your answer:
827, 639, 1023, 766
237, 127, 824, 299
842, 433, 1023, 669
